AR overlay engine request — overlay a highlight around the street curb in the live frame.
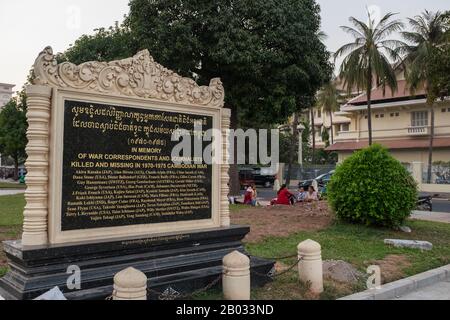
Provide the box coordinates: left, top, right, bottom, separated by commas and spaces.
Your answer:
338, 264, 450, 300
411, 210, 450, 215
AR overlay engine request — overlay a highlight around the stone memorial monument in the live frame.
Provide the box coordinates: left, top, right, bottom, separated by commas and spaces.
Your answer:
0, 47, 273, 300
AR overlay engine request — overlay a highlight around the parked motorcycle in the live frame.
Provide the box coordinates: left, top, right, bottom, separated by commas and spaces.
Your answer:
416, 195, 432, 212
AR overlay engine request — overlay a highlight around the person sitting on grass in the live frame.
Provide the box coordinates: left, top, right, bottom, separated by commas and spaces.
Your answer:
305, 185, 319, 202
251, 184, 258, 207
297, 187, 307, 202
244, 185, 253, 205
270, 184, 293, 206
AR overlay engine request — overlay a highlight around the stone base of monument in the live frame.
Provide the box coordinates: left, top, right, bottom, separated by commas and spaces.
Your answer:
0, 226, 274, 300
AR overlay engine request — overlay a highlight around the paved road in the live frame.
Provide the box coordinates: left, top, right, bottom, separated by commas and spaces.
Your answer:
411, 210, 450, 224
432, 199, 450, 213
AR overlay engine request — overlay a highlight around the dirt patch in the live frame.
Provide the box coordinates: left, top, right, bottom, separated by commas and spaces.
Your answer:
231, 201, 333, 243
368, 254, 411, 284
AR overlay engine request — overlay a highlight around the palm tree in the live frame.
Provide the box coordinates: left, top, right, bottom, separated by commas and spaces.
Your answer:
317, 81, 341, 145
310, 104, 317, 164
335, 11, 405, 145
399, 10, 450, 183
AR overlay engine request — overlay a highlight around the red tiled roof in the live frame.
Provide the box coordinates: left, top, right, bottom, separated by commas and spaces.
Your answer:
326, 138, 450, 152
348, 80, 426, 105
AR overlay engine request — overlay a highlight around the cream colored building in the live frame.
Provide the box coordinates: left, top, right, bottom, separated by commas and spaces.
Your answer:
326, 79, 450, 165
308, 107, 351, 149
0, 83, 14, 108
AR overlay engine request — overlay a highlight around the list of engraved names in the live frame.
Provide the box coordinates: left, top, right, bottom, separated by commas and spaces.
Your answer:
61, 100, 213, 231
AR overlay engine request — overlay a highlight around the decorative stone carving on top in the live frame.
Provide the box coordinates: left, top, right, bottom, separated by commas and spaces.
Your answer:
33, 46, 225, 108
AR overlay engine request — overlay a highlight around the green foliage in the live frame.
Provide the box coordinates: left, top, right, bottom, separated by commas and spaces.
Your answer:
321, 127, 330, 146
335, 11, 405, 95
428, 36, 450, 98
335, 10, 405, 145
61, 0, 332, 129
246, 219, 450, 281
327, 144, 417, 228
0, 99, 28, 178
399, 10, 450, 102
61, 23, 135, 65
0, 194, 25, 226
315, 149, 337, 165
317, 81, 341, 115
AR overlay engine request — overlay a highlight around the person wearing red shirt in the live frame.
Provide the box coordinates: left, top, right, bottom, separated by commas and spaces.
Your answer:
244, 186, 253, 205
276, 184, 293, 205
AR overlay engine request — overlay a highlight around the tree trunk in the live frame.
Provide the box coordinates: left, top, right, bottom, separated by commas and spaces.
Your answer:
310, 106, 316, 164
367, 67, 373, 146
285, 113, 299, 187
13, 155, 19, 181
427, 103, 435, 184
329, 111, 334, 145
228, 105, 241, 196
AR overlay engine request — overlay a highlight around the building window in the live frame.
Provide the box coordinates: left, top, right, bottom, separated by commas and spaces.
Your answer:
340, 123, 350, 132
380, 114, 384, 118
314, 126, 322, 138
395, 112, 399, 117
443, 108, 447, 113
411, 111, 428, 127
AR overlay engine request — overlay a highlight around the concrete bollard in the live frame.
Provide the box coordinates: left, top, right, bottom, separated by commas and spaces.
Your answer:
297, 239, 323, 294
222, 251, 251, 300
113, 267, 148, 300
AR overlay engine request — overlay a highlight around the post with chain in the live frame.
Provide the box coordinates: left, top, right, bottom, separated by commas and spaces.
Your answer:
222, 251, 251, 300
112, 267, 148, 300
297, 239, 323, 294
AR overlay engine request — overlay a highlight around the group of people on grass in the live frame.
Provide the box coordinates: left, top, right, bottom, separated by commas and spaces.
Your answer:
270, 184, 318, 206
232, 183, 319, 207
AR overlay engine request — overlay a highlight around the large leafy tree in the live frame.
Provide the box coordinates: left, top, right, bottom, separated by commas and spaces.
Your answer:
399, 10, 450, 183
335, 11, 405, 145
0, 96, 28, 180
63, 0, 331, 129
62, 0, 332, 193
429, 39, 450, 96
125, 0, 331, 129
62, 23, 135, 64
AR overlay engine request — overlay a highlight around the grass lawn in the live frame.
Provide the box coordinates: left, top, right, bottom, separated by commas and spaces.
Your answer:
0, 194, 25, 277
245, 220, 450, 299
1, 195, 450, 299
0, 182, 26, 190
194, 218, 450, 300
0, 194, 25, 226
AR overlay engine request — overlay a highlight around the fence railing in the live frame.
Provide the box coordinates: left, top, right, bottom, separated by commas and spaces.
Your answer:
283, 164, 336, 181
422, 164, 450, 185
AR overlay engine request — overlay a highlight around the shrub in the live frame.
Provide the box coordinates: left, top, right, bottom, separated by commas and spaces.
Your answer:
327, 144, 417, 228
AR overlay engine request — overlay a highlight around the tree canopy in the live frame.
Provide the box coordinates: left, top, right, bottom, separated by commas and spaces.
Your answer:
62, 0, 332, 129
400, 10, 450, 101
0, 95, 28, 179
335, 11, 405, 145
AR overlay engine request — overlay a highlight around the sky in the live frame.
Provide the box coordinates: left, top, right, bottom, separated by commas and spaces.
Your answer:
1, 0, 448, 93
